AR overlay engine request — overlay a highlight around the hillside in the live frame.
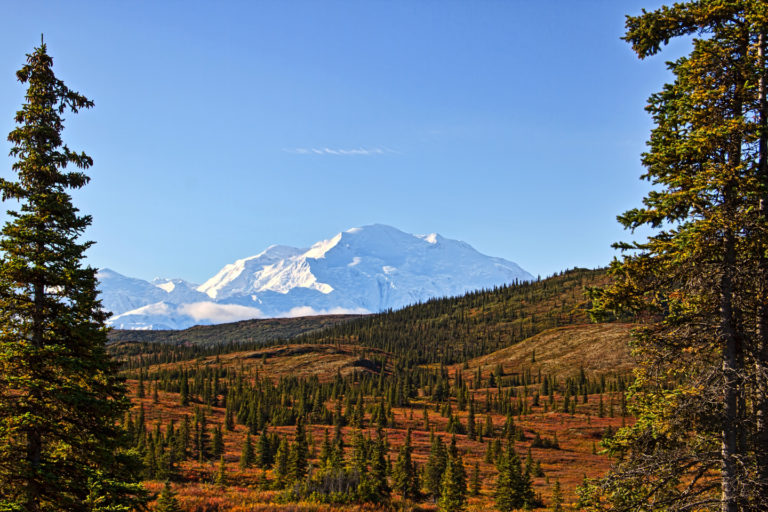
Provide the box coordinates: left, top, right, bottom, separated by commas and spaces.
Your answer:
137, 343, 392, 382
113, 266, 636, 511
457, 323, 635, 379
110, 267, 611, 367
108, 314, 362, 345
298, 267, 611, 365
121, 319, 635, 511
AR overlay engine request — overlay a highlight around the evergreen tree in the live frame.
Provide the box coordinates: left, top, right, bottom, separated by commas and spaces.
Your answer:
214, 455, 227, 487
393, 428, 418, 500
351, 429, 368, 474
550, 479, 564, 512
273, 438, 289, 487
369, 426, 391, 500
154, 482, 181, 512
196, 414, 209, 463
179, 373, 189, 407
483, 413, 494, 438
177, 416, 190, 462
494, 444, 534, 511
257, 428, 273, 468
438, 449, 467, 512
225, 407, 235, 432
240, 433, 255, 469
588, 3, 768, 510
470, 462, 481, 497
212, 424, 224, 458
319, 428, 332, 465
466, 400, 476, 441
0, 40, 145, 512
287, 417, 309, 483
424, 433, 448, 499
137, 371, 145, 399
143, 443, 157, 480
328, 424, 345, 470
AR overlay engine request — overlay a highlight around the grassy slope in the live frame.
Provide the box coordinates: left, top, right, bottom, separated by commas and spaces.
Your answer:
108, 314, 363, 345
299, 268, 611, 364
457, 323, 635, 378
142, 343, 392, 382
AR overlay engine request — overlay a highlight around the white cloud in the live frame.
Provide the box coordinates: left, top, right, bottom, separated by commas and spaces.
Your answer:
284, 147, 395, 156
276, 306, 370, 318
178, 302, 264, 323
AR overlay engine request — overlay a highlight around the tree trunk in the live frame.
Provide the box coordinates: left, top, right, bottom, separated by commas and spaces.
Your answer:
755, 29, 768, 499
25, 279, 44, 512
721, 226, 739, 512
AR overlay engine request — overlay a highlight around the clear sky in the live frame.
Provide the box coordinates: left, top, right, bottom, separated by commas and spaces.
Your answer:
0, 1, 690, 284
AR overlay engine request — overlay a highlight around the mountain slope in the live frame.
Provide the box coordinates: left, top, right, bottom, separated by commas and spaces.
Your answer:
116, 267, 610, 368
298, 267, 610, 364
107, 314, 362, 348
457, 323, 635, 378
99, 224, 533, 329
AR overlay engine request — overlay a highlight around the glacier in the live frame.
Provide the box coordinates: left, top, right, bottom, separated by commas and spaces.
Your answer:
99, 224, 533, 330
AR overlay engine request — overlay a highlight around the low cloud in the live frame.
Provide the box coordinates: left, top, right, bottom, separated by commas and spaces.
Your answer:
284, 147, 395, 156
178, 302, 264, 323
277, 306, 370, 318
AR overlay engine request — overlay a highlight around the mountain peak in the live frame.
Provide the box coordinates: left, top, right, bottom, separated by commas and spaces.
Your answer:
99, 225, 533, 329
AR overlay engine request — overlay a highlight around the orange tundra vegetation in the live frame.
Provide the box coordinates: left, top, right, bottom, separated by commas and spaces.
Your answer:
120, 321, 634, 511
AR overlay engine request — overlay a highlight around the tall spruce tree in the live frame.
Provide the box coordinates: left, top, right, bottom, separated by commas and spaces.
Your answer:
438, 447, 467, 512
240, 432, 255, 469
287, 417, 309, 484
494, 444, 534, 512
392, 428, 418, 500
587, 3, 768, 511
0, 40, 145, 511
369, 426, 391, 500
425, 432, 448, 499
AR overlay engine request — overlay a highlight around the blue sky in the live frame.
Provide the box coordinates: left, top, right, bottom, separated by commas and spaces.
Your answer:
0, 1, 689, 283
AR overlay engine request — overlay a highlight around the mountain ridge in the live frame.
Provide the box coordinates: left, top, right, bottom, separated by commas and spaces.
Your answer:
99, 224, 533, 330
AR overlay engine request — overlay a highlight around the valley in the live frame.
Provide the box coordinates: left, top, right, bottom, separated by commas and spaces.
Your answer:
115, 268, 637, 511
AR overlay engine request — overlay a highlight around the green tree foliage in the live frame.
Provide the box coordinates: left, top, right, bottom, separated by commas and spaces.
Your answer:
588, 3, 768, 511
550, 479, 564, 512
466, 400, 476, 441
215, 455, 227, 487
438, 447, 467, 512
273, 438, 289, 487
369, 426, 391, 500
470, 462, 481, 497
425, 432, 448, 499
288, 417, 309, 483
494, 444, 535, 512
154, 482, 181, 512
239, 433, 255, 469
0, 40, 145, 512
393, 428, 419, 500
257, 428, 274, 468
212, 424, 224, 458
179, 374, 189, 406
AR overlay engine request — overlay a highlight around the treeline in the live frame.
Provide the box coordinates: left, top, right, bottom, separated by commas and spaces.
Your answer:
297, 268, 608, 365
111, 267, 610, 369
108, 314, 361, 346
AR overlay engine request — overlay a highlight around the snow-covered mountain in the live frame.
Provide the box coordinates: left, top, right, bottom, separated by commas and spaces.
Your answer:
99, 224, 533, 330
